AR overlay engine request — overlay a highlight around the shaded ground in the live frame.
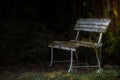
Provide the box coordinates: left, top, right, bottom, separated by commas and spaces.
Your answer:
1, 63, 68, 73
0, 63, 65, 80
1, 62, 118, 80
0, 63, 47, 80
0, 62, 93, 76
0, 62, 92, 73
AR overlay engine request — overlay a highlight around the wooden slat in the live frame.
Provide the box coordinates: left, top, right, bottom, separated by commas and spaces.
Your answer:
49, 41, 81, 48
77, 18, 111, 26
75, 24, 108, 29
78, 41, 102, 48
49, 40, 102, 49
74, 18, 111, 33
74, 27, 106, 32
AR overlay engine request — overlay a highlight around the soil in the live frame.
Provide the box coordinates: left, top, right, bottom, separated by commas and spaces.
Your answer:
0, 62, 93, 75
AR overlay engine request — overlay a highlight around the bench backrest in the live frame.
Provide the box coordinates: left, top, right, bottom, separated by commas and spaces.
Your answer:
74, 18, 111, 43
74, 18, 111, 33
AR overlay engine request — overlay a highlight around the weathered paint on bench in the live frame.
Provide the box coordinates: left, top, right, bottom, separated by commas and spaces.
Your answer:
49, 18, 111, 72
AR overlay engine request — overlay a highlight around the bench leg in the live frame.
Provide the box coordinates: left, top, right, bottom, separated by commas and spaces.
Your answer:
99, 47, 102, 64
50, 48, 53, 67
68, 50, 73, 72
95, 48, 101, 69
74, 51, 79, 64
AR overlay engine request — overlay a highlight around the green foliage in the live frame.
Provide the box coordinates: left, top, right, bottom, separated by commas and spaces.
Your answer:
11, 69, 120, 80
102, 19, 120, 64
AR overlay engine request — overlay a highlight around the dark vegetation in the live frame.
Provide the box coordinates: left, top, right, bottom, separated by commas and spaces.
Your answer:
0, 0, 75, 64
0, 0, 120, 70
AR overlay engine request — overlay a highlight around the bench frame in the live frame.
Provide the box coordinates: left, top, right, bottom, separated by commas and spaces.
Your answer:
49, 18, 111, 72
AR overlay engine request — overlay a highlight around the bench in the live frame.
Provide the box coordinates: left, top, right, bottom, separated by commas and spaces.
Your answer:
49, 18, 111, 72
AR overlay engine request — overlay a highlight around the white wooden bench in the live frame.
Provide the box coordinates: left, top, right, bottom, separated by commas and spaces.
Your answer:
49, 18, 111, 72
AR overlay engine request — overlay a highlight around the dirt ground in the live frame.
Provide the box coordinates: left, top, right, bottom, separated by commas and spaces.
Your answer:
0, 62, 93, 75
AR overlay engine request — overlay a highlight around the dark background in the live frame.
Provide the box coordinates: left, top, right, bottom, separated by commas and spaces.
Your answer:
0, 0, 75, 64
0, 0, 120, 65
